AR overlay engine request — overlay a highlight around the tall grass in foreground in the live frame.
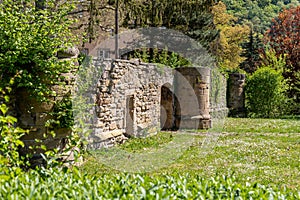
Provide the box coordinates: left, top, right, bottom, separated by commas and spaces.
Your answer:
1, 167, 299, 199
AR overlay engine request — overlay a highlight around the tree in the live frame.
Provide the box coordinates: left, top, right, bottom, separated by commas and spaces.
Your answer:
70, 0, 115, 44
119, 0, 218, 48
240, 28, 263, 73
124, 48, 190, 68
211, 1, 249, 70
222, 0, 299, 35
0, 0, 78, 100
264, 6, 300, 103
69, 0, 218, 50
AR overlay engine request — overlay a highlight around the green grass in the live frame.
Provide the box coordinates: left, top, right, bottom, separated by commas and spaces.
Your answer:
80, 117, 300, 190
223, 118, 300, 133
120, 131, 174, 151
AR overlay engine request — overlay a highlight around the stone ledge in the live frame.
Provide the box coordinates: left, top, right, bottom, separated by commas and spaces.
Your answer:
94, 129, 125, 141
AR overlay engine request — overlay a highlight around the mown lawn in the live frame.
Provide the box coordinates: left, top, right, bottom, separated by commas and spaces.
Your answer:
80, 118, 300, 190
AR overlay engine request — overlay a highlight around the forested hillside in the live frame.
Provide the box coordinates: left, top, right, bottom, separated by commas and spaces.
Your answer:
222, 0, 300, 34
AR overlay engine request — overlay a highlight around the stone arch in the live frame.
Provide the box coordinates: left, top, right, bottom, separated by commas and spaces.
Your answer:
88, 27, 214, 68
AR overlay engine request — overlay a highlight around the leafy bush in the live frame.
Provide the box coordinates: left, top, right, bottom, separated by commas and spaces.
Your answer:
0, 0, 85, 170
245, 67, 291, 118
127, 48, 190, 68
0, 85, 28, 169
264, 6, 300, 103
0, 0, 78, 100
0, 87, 81, 173
0, 168, 299, 199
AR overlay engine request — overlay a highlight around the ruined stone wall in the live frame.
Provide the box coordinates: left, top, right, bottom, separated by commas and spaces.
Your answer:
174, 67, 211, 129
88, 60, 222, 149
89, 60, 174, 148
15, 57, 228, 150
209, 68, 228, 122
16, 48, 79, 151
227, 73, 246, 117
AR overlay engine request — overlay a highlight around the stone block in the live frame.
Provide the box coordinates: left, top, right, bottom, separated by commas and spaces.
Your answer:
94, 129, 124, 141
35, 112, 51, 126
109, 122, 117, 130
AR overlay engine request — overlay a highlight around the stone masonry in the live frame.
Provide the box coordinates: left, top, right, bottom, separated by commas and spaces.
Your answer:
87, 59, 214, 149
88, 60, 174, 148
227, 73, 246, 117
16, 47, 79, 152
15, 57, 228, 150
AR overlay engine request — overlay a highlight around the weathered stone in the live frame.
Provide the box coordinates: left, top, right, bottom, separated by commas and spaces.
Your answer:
14, 58, 229, 152
227, 73, 246, 117
109, 122, 117, 130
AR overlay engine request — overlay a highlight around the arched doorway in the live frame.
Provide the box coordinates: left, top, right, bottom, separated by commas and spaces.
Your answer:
160, 84, 174, 130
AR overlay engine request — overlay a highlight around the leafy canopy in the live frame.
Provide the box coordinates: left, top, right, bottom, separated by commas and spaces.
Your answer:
222, 0, 300, 34
264, 6, 300, 103
0, 0, 78, 100
211, 1, 249, 71
119, 0, 218, 48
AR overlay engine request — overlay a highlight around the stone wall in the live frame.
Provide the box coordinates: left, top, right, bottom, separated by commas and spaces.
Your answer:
210, 68, 229, 122
227, 73, 246, 117
88, 60, 174, 148
14, 57, 229, 150
87, 60, 218, 149
16, 48, 79, 152
174, 67, 211, 129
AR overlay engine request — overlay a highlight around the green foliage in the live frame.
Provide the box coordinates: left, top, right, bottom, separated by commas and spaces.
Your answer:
0, 0, 78, 100
47, 96, 74, 129
222, 0, 299, 34
264, 6, 300, 105
0, 96, 82, 172
260, 48, 287, 71
120, 0, 218, 48
211, 1, 250, 70
0, 104, 27, 168
0, 87, 29, 180
245, 66, 291, 118
0, 0, 85, 170
127, 48, 190, 68
0, 167, 299, 199
240, 28, 264, 73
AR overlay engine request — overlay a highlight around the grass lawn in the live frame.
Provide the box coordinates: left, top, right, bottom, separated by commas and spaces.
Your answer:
80, 118, 300, 190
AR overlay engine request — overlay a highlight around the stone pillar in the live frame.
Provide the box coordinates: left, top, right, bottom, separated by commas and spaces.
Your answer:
227, 73, 246, 117
195, 69, 211, 129
174, 67, 211, 129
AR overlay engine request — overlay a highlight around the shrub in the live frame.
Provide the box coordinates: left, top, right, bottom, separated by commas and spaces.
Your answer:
0, 0, 78, 100
245, 67, 291, 118
0, 86, 29, 180
0, 169, 299, 199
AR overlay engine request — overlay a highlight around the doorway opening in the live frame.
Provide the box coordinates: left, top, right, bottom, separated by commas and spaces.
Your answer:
160, 85, 174, 130
126, 95, 134, 136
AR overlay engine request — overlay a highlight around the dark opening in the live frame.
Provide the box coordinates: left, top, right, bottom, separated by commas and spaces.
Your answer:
160, 85, 174, 130
125, 95, 134, 136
